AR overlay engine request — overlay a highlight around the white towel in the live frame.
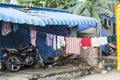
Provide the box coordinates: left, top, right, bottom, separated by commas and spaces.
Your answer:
98, 37, 108, 45
57, 36, 66, 49
91, 37, 100, 47
53, 35, 56, 50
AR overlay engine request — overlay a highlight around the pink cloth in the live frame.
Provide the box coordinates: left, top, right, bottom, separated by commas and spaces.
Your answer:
30, 29, 37, 46
65, 37, 81, 54
2, 22, 11, 36
46, 34, 53, 46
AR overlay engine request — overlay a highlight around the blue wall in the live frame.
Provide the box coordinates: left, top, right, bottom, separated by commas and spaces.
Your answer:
0, 26, 30, 49
0, 23, 70, 60
36, 25, 70, 59
0, 23, 31, 60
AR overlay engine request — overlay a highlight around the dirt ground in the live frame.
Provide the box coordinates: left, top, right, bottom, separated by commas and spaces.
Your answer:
0, 67, 120, 80
0, 66, 91, 80
0, 55, 118, 80
73, 70, 120, 80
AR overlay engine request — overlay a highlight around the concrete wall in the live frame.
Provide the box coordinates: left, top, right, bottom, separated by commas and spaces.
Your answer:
78, 27, 99, 67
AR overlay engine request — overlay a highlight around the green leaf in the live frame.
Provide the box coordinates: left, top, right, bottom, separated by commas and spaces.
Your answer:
57, 4, 65, 9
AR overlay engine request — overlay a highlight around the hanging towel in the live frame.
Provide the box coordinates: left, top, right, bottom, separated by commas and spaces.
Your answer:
91, 37, 100, 47
53, 35, 56, 50
2, 22, 11, 36
46, 34, 53, 46
98, 37, 108, 45
57, 36, 66, 49
30, 29, 37, 46
65, 37, 81, 54
81, 38, 91, 47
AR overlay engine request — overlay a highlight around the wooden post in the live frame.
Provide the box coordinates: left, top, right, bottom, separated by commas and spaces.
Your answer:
96, 24, 102, 67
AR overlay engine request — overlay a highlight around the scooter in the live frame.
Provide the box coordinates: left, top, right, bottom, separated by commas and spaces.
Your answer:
1, 44, 44, 72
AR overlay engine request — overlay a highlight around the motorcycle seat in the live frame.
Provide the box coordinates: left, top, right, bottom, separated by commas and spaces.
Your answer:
7, 49, 18, 53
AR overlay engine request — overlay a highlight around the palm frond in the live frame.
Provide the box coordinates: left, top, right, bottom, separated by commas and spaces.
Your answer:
95, 7, 114, 17
100, 0, 117, 5
68, 2, 87, 15
92, 11, 102, 25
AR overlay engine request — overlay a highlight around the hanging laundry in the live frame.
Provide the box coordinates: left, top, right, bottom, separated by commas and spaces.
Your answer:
46, 34, 53, 46
91, 37, 100, 47
81, 38, 91, 47
2, 22, 11, 36
65, 37, 81, 54
57, 36, 66, 49
53, 35, 57, 50
98, 37, 108, 45
13, 24, 19, 32
30, 29, 37, 46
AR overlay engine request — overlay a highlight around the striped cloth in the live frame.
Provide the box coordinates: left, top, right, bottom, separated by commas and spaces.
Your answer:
65, 37, 81, 54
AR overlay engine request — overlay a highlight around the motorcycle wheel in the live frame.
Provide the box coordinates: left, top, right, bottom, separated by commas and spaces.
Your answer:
5, 55, 21, 72
25, 56, 35, 66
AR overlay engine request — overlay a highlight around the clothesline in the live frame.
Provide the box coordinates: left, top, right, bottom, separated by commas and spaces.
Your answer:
30, 29, 114, 49
0, 22, 116, 55
1, 22, 115, 39
1, 22, 116, 42
20, 27, 117, 55
28, 26, 71, 37
37, 30, 48, 35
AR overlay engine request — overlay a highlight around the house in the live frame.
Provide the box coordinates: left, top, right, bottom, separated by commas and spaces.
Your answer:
0, 3, 104, 66
100, 14, 116, 36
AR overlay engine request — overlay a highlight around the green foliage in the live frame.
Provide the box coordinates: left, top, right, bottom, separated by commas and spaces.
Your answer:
57, 0, 118, 24
57, 0, 77, 9
17, 0, 57, 8
0, 0, 3, 2
0, 0, 10, 3
45, 0, 56, 8
17, 0, 41, 6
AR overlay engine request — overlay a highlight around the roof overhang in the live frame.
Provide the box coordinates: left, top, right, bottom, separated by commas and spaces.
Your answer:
0, 3, 98, 30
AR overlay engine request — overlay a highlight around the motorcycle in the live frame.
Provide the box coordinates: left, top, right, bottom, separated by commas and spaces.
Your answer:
1, 44, 44, 72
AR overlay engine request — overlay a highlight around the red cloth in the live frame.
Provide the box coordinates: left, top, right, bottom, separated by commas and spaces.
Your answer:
81, 38, 91, 47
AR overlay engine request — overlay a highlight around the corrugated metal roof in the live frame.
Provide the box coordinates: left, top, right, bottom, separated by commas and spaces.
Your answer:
0, 3, 98, 28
